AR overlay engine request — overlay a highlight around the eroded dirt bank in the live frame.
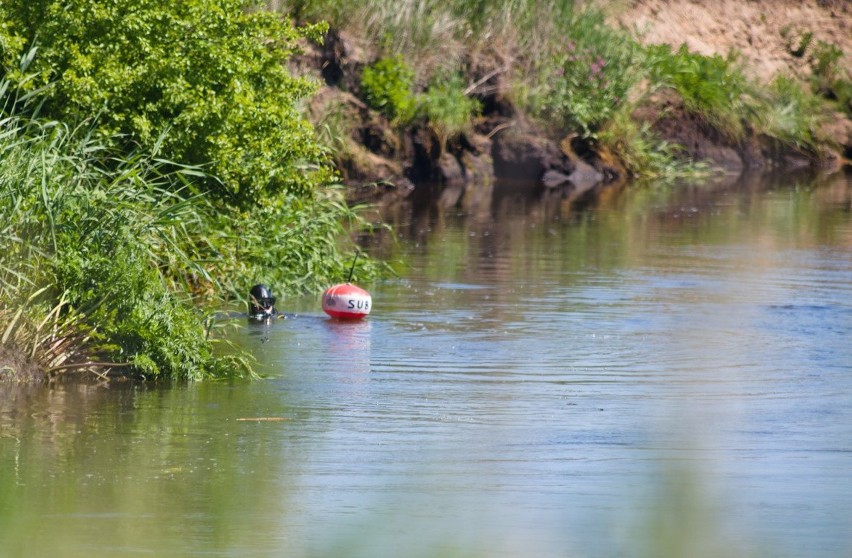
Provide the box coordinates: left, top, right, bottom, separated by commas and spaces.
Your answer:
614, 0, 851, 83
297, 0, 850, 208
616, 0, 852, 171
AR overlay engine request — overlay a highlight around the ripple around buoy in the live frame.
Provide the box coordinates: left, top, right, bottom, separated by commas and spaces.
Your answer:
322, 283, 372, 320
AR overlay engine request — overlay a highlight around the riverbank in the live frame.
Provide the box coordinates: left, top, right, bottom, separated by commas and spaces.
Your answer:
285, 0, 851, 206
0, 0, 374, 382
616, 0, 852, 167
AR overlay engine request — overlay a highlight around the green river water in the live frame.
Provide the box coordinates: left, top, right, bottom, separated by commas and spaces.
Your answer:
1, 172, 851, 557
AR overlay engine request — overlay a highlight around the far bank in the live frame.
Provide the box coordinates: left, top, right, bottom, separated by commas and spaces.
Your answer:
278, 0, 851, 207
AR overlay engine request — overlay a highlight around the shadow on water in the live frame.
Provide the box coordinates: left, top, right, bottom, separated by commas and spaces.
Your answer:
365, 167, 851, 256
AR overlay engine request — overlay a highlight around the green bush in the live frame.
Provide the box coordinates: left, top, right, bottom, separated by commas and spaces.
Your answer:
646, 44, 753, 140
417, 73, 481, 147
760, 75, 822, 153
528, 10, 639, 138
360, 55, 418, 124
0, 0, 329, 206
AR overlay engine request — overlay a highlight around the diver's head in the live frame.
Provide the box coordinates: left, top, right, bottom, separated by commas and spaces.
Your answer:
248, 283, 276, 318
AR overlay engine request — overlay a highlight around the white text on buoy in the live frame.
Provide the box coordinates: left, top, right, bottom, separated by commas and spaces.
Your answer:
322, 283, 372, 320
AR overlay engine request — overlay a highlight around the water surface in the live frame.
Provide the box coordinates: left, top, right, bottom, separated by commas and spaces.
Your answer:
2, 172, 851, 557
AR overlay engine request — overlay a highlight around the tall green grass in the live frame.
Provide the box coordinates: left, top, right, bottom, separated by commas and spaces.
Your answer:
0, 107, 248, 380
645, 44, 757, 141
285, 0, 577, 59
0, 80, 374, 381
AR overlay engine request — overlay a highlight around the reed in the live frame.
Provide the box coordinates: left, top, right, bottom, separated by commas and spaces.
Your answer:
0, 107, 225, 379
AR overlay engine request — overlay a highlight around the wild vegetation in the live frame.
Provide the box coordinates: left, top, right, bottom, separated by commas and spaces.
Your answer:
0, 0, 375, 381
279, 0, 847, 178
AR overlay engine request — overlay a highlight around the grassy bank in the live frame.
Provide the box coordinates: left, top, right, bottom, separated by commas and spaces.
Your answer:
279, 0, 848, 177
0, 0, 377, 381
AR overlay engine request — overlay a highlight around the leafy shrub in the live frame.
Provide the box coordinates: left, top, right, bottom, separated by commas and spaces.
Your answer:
759, 76, 822, 152
417, 73, 481, 147
530, 10, 639, 138
646, 44, 753, 140
360, 56, 418, 124
0, 0, 329, 206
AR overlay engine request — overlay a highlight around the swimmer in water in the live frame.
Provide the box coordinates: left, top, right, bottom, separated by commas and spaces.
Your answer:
248, 283, 276, 321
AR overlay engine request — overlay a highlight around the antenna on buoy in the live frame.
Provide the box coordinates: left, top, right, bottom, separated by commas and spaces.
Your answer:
346, 250, 360, 283
322, 250, 372, 320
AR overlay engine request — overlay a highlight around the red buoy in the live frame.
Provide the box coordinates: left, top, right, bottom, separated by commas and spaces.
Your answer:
322, 283, 372, 320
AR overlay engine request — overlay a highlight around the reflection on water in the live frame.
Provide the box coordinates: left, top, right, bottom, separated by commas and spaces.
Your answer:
1, 172, 851, 557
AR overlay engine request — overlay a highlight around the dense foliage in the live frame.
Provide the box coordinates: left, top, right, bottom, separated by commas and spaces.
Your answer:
0, 0, 375, 380
360, 56, 417, 124
0, 113, 235, 379
0, 0, 329, 205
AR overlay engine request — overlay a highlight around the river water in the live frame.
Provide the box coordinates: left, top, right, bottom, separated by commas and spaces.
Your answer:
1, 172, 851, 558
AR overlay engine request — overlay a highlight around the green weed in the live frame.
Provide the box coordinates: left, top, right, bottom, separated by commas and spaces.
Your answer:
417, 73, 481, 149
646, 44, 754, 141
598, 105, 708, 180
360, 56, 417, 124
759, 75, 823, 153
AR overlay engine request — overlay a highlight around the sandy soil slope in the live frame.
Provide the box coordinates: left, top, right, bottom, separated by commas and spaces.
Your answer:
611, 0, 850, 82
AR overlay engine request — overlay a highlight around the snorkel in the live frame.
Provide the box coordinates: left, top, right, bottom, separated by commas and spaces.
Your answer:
248, 284, 276, 321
